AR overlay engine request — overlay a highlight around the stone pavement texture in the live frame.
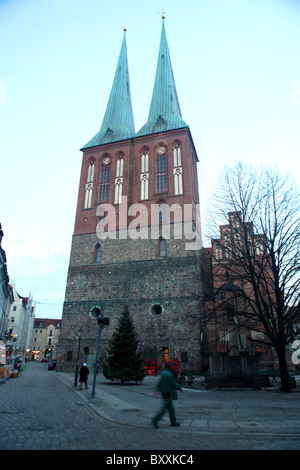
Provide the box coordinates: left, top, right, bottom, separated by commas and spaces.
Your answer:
0, 361, 299, 453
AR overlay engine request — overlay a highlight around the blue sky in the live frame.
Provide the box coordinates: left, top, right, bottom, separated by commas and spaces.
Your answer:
1, 0, 299, 318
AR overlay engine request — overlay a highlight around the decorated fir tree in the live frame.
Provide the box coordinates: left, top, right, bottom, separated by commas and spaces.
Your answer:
102, 306, 146, 384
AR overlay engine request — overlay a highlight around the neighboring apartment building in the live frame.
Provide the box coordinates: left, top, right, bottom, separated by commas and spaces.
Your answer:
0, 224, 13, 340
5, 284, 35, 357
31, 318, 62, 360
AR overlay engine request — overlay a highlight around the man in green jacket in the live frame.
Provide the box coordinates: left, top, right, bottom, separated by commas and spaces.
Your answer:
152, 362, 183, 428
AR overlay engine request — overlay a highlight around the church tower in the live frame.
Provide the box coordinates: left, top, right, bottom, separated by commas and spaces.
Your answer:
56, 19, 204, 373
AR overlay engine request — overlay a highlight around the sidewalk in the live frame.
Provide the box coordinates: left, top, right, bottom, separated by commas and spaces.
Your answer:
56, 370, 300, 437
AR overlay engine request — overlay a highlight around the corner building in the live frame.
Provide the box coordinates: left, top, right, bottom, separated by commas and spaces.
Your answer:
56, 19, 205, 373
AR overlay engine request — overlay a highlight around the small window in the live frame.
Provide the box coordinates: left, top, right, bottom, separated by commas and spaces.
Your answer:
158, 202, 167, 223
159, 238, 166, 258
95, 244, 101, 263
181, 351, 188, 363
66, 351, 73, 361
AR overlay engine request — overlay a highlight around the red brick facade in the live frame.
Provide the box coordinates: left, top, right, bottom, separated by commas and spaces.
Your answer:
203, 213, 279, 371
74, 128, 199, 238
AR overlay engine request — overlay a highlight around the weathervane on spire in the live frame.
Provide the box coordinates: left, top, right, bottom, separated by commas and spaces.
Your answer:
158, 9, 167, 19
123, 20, 127, 32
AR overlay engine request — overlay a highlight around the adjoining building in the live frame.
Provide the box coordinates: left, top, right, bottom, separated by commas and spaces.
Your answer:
0, 224, 13, 343
31, 318, 62, 361
4, 284, 35, 360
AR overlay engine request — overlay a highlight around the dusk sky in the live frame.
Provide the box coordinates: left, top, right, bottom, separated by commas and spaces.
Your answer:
1, 0, 299, 318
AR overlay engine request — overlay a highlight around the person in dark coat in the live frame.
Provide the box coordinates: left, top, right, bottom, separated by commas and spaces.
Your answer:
79, 363, 89, 390
151, 362, 183, 428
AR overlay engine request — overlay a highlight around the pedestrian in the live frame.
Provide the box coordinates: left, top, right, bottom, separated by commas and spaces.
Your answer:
79, 362, 89, 390
171, 363, 178, 400
151, 362, 183, 428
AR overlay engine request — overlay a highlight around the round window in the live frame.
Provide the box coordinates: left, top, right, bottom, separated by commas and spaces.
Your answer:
151, 304, 163, 315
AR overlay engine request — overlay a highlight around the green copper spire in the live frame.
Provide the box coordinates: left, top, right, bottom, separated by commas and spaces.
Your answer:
136, 18, 187, 137
82, 29, 135, 149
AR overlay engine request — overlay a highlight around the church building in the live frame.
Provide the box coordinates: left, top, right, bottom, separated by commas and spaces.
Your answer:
56, 18, 205, 374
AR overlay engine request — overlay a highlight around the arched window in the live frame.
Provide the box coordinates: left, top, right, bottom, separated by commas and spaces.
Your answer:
159, 238, 166, 258
116, 155, 124, 177
156, 148, 167, 193
173, 144, 182, 167
95, 244, 101, 263
87, 161, 95, 182
141, 151, 149, 173
99, 158, 110, 202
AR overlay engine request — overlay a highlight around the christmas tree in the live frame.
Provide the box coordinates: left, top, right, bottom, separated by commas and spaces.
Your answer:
102, 306, 146, 384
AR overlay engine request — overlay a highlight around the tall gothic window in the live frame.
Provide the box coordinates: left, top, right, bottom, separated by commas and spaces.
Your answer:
156, 149, 167, 193
99, 158, 110, 202
140, 151, 149, 200
173, 144, 183, 195
84, 161, 95, 209
114, 156, 124, 204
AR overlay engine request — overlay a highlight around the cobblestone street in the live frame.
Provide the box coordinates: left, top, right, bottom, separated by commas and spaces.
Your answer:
0, 361, 299, 456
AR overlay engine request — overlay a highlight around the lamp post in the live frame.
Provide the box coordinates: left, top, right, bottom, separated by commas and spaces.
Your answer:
74, 327, 83, 387
90, 304, 109, 399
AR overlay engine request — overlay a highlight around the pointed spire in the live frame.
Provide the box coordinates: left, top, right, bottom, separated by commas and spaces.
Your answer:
82, 29, 135, 149
136, 17, 187, 137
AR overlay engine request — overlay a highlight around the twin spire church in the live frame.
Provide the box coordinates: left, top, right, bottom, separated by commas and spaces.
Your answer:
56, 19, 205, 373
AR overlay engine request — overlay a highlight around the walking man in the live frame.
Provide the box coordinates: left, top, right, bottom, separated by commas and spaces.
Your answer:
152, 362, 183, 428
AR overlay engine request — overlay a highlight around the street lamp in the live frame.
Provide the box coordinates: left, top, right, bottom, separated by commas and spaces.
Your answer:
74, 327, 83, 387
90, 304, 109, 399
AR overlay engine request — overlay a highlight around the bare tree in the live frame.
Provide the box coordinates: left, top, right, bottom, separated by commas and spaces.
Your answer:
205, 162, 300, 392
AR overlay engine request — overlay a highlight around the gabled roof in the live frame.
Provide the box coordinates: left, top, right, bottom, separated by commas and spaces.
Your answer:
136, 18, 188, 137
81, 29, 135, 150
34, 318, 62, 328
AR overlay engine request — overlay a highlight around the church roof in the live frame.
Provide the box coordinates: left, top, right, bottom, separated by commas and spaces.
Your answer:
136, 18, 188, 137
81, 30, 135, 150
